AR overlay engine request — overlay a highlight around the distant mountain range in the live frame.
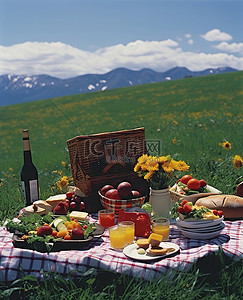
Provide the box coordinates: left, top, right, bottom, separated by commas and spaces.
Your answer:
0, 66, 238, 106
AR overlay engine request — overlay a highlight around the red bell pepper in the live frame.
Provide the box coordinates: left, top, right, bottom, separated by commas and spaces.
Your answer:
117, 210, 151, 237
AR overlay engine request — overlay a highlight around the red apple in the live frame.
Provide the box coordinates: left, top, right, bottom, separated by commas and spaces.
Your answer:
74, 195, 82, 203
117, 182, 132, 199
69, 201, 77, 211
131, 190, 141, 198
101, 184, 114, 195
105, 189, 120, 200
66, 192, 73, 200
79, 202, 85, 211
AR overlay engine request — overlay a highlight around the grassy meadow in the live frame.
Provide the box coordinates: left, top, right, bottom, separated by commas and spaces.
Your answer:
0, 71, 243, 299
0, 71, 242, 219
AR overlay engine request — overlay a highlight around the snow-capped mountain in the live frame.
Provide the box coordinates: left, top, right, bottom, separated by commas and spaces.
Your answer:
0, 66, 237, 106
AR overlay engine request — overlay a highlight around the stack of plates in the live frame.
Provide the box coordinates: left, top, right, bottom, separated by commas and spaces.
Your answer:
176, 217, 225, 239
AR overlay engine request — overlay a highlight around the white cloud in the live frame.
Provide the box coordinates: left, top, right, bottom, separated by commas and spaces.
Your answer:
0, 40, 242, 79
188, 39, 194, 45
201, 29, 232, 42
185, 34, 191, 39
213, 42, 243, 54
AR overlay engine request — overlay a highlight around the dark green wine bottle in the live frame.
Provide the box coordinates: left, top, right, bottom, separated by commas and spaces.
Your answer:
21, 129, 39, 205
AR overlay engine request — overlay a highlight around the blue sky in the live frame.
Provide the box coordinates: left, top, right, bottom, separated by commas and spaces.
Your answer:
0, 0, 242, 78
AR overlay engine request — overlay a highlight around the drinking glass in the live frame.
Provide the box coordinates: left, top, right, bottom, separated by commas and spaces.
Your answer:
151, 218, 170, 241
109, 225, 126, 250
119, 221, 135, 245
98, 209, 115, 228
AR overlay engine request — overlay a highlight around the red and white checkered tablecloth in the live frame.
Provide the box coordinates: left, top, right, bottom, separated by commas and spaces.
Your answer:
0, 219, 242, 282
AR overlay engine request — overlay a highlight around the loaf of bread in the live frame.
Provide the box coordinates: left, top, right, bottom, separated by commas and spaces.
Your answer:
195, 195, 243, 219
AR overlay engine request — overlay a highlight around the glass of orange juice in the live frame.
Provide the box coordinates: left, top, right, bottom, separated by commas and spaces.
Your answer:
109, 225, 126, 250
119, 221, 135, 245
151, 218, 170, 241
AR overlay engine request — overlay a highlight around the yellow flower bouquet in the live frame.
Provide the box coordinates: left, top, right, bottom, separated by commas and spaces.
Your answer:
134, 154, 190, 190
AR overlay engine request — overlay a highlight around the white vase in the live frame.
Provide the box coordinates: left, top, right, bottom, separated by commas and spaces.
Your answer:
149, 188, 172, 218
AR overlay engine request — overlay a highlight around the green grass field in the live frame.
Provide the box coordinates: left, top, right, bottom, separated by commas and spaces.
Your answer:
0, 71, 242, 218
0, 71, 243, 299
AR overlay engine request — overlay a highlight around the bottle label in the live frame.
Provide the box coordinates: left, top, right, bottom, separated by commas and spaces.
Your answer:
21, 180, 39, 203
29, 180, 39, 201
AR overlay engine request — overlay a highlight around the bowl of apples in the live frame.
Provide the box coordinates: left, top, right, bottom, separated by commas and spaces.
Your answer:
98, 181, 146, 215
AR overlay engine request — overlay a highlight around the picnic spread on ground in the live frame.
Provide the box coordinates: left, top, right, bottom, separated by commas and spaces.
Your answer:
0, 128, 243, 282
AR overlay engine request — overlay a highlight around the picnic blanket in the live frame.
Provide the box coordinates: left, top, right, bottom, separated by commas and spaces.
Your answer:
0, 219, 242, 282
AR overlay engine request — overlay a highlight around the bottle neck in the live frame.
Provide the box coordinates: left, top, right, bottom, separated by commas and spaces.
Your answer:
23, 150, 33, 163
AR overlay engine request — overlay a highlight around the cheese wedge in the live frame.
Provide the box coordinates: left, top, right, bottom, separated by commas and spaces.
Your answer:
46, 194, 66, 209
23, 204, 46, 216
33, 200, 52, 213
70, 211, 88, 221
148, 233, 163, 247
67, 186, 86, 198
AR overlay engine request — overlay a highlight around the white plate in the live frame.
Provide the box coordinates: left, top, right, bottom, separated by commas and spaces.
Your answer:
176, 217, 224, 229
179, 223, 225, 239
123, 242, 179, 261
170, 183, 221, 195
177, 222, 225, 233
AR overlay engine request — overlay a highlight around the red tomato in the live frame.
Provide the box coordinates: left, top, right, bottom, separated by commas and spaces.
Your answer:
178, 206, 185, 214
217, 211, 223, 218
199, 179, 207, 187
187, 179, 201, 191
183, 204, 193, 213
180, 175, 193, 185
181, 199, 188, 206
213, 210, 218, 216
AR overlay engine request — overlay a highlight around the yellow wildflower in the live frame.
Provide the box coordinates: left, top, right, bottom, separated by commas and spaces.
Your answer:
134, 163, 141, 172
157, 156, 168, 164
147, 164, 159, 172
233, 155, 243, 169
172, 138, 177, 144
141, 163, 148, 171
137, 154, 149, 164
58, 171, 63, 176
144, 171, 154, 180
9, 167, 14, 172
171, 159, 190, 171
61, 161, 66, 167
56, 176, 69, 190
219, 141, 231, 150
162, 161, 173, 174
218, 158, 223, 163
173, 120, 178, 125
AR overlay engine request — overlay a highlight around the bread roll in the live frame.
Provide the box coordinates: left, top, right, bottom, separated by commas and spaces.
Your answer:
236, 182, 243, 197
195, 195, 243, 219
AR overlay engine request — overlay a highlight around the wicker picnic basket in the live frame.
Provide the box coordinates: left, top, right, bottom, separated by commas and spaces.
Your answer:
67, 127, 149, 212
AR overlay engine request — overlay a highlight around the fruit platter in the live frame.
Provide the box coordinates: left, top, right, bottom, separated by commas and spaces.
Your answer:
170, 175, 222, 203
5, 186, 105, 252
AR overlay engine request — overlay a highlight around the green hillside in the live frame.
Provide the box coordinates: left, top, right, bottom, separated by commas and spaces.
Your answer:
0, 71, 243, 216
